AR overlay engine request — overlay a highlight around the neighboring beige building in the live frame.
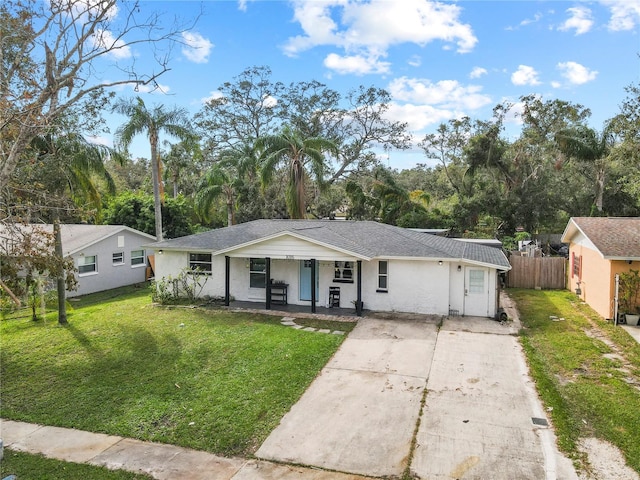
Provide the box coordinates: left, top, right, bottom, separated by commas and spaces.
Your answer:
561, 217, 640, 320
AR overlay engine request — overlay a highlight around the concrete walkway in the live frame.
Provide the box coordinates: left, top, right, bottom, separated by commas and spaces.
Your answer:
0, 419, 370, 480
622, 324, 640, 344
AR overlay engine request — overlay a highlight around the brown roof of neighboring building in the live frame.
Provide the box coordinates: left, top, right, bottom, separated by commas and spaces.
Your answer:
561, 217, 640, 259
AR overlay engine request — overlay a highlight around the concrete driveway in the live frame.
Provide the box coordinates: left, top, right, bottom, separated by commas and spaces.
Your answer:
256, 315, 577, 479
256, 317, 439, 477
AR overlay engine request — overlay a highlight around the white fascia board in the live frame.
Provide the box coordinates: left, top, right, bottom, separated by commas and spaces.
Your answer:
374, 256, 511, 271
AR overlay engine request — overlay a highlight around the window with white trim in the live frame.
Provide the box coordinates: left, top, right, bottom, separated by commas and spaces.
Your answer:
78, 255, 97, 275
334, 261, 354, 283
112, 252, 124, 265
189, 253, 212, 274
131, 249, 145, 266
377, 260, 388, 291
250, 258, 266, 288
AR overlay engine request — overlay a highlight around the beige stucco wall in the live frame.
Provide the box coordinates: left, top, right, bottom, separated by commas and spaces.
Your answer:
568, 241, 640, 320
568, 243, 612, 319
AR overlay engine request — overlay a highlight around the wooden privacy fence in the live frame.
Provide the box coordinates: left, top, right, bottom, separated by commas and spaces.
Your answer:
506, 255, 567, 289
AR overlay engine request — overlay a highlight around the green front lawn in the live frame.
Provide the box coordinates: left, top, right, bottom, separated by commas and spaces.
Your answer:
0, 285, 347, 457
1, 451, 152, 480
510, 289, 640, 474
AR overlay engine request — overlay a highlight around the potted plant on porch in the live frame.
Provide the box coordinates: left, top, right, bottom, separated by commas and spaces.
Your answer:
619, 269, 640, 326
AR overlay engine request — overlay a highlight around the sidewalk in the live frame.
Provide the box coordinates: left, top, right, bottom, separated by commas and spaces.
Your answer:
0, 419, 370, 480
621, 324, 640, 344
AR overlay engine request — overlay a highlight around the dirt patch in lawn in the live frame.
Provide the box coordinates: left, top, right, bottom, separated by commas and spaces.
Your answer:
578, 437, 639, 480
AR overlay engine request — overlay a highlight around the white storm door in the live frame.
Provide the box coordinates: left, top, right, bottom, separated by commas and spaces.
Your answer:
464, 268, 489, 317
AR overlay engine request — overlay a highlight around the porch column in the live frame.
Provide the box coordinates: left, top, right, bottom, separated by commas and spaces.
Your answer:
356, 260, 362, 316
265, 257, 271, 310
311, 258, 316, 314
224, 256, 230, 306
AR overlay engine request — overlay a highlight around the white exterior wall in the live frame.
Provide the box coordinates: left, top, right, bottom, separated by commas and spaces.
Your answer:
361, 259, 451, 315
448, 263, 466, 314
152, 245, 501, 317
69, 231, 152, 297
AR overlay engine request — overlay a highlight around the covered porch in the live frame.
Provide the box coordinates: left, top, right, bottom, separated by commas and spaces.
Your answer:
222, 255, 365, 316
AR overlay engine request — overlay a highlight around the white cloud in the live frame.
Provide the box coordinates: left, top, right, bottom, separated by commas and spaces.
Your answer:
469, 66, 487, 79
381, 76, 492, 134
551, 81, 562, 88
135, 83, 171, 94
284, 0, 477, 75
262, 95, 278, 108
323, 53, 391, 75
48, 0, 119, 20
511, 65, 541, 86
506, 12, 543, 30
600, 0, 640, 31
200, 91, 224, 104
388, 77, 492, 110
91, 29, 131, 59
182, 32, 214, 64
558, 6, 594, 35
386, 103, 457, 132
557, 61, 598, 84
408, 55, 422, 67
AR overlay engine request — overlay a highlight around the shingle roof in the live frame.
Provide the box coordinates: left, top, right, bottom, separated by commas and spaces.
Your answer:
562, 217, 640, 259
0, 224, 155, 256
149, 219, 511, 269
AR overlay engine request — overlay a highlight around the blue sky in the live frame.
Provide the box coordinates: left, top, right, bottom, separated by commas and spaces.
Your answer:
98, 0, 640, 170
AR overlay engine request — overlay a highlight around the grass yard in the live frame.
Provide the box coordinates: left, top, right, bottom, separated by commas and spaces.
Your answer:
509, 288, 640, 474
0, 285, 348, 457
0, 450, 152, 479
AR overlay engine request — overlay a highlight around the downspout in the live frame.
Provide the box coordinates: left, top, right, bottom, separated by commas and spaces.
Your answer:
224, 256, 230, 306
265, 257, 271, 310
311, 258, 316, 314
614, 273, 619, 326
356, 260, 362, 316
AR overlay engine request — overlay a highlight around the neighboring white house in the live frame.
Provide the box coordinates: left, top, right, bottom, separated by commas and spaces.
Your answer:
57, 225, 156, 296
147, 219, 511, 318
1, 224, 156, 297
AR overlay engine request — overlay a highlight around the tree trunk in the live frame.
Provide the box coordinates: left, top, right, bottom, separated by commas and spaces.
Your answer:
595, 167, 605, 213
149, 131, 163, 241
173, 172, 179, 198
53, 217, 68, 325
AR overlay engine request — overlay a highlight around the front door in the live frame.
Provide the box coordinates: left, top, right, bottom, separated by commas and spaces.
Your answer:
464, 267, 489, 317
299, 260, 319, 301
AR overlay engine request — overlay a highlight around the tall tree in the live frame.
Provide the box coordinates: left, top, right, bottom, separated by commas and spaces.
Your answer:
113, 97, 193, 241
555, 123, 616, 214
257, 126, 338, 219
195, 144, 259, 226
162, 139, 202, 198
0, 0, 193, 190
195, 66, 283, 155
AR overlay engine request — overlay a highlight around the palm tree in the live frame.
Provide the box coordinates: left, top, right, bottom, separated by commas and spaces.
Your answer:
113, 97, 193, 241
555, 123, 616, 213
256, 126, 338, 219
30, 132, 116, 324
195, 145, 259, 227
162, 138, 202, 198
